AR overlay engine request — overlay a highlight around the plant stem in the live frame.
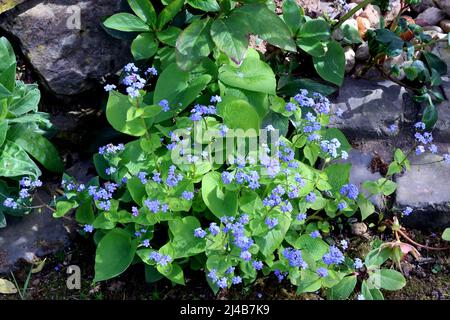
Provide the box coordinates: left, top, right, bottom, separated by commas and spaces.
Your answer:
333, 0, 372, 30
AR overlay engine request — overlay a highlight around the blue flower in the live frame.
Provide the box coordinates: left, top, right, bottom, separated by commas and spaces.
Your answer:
316, 267, 328, 278
340, 184, 359, 200
144, 199, 160, 213
323, 245, 345, 265
83, 224, 94, 233
194, 227, 207, 238
149, 252, 172, 267
252, 261, 263, 271
306, 192, 316, 203
285, 102, 297, 112
338, 201, 347, 211
265, 217, 279, 229
217, 277, 228, 289
274, 269, 287, 282
221, 171, 233, 184
104, 84, 116, 92
402, 206, 413, 216
340, 240, 348, 250
208, 269, 219, 282
296, 213, 307, 222
231, 276, 242, 285
159, 99, 170, 112
282, 248, 308, 269
209, 222, 220, 236
415, 146, 425, 155
181, 191, 194, 200
240, 251, 252, 261
132, 206, 139, 217
310, 230, 321, 239
354, 258, 364, 269
142, 239, 150, 247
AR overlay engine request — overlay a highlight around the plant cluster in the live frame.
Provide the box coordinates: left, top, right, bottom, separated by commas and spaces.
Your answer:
0, 37, 63, 227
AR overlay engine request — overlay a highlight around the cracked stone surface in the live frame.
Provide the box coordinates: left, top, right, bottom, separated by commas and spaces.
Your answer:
330, 78, 410, 139
0, 190, 73, 274
395, 150, 450, 230
0, 0, 131, 98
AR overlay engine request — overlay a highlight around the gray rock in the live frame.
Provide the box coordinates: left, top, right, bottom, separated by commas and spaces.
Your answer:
434, 101, 450, 142
0, 0, 131, 98
395, 151, 450, 230
344, 46, 355, 73
298, 0, 320, 15
415, 7, 447, 27
355, 42, 369, 61
439, 19, 450, 33
435, 0, 450, 16
0, 190, 73, 274
330, 78, 408, 138
411, 0, 436, 14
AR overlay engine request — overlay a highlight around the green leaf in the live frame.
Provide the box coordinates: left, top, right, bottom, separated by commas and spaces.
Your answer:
8, 127, 63, 173
187, 0, 220, 12
361, 280, 384, 300
157, 262, 185, 285
442, 228, 450, 241
422, 51, 447, 76
0, 37, 17, 93
324, 163, 351, 192
153, 63, 211, 122
157, 26, 181, 46
218, 98, 261, 131
103, 13, 151, 32
75, 200, 95, 225
327, 275, 357, 300
422, 103, 438, 129
168, 216, 206, 258
233, 4, 296, 52
368, 269, 406, 291
106, 91, 147, 136
0, 141, 41, 179
278, 77, 337, 97
365, 247, 392, 269
176, 18, 214, 70
282, 0, 304, 35
9, 84, 40, 116
255, 213, 291, 257
218, 49, 276, 94
94, 229, 138, 282
53, 200, 77, 218
210, 16, 248, 64
128, 0, 157, 27
299, 19, 330, 40
239, 190, 264, 214
157, 0, 184, 30
357, 194, 375, 221
0, 121, 7, 147
313, 41, 345, 86
201, 171, 238, 218
131, 33, 158, 60
295, 234, 328, 261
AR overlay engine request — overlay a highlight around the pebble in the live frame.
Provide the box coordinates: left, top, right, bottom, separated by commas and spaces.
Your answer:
344, 46, 356, 73
351, 222, 368, 236
355, 42, 370, 61
415, 7, 447, 27
439, 19, 450, 33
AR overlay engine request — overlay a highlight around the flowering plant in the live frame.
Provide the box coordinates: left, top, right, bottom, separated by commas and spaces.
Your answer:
53, 54, 407, 299
0, 37, 62, 227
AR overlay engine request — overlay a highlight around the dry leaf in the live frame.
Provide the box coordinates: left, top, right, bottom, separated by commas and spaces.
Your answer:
0, 278, 18, 294
32, 258, 47, 274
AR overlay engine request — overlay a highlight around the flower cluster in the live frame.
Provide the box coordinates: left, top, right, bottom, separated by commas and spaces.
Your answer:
2, 177, 42, 210
282, 247, 308, 269
104, 63, 157, 98
340, 184, 359, 200
323, 245, 345, 265
149, 252, 172, 267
